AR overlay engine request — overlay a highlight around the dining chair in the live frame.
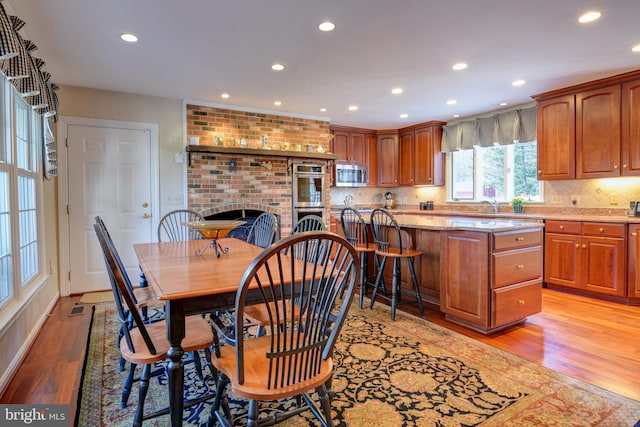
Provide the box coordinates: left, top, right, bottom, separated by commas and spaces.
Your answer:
157, 209, 203, 242
291, 214, 326, 234
208, 231, 358, 427
369, 208, 425, 321
94, 222, 216, 427
245, 212, 279, 248
340, 207, 377, 308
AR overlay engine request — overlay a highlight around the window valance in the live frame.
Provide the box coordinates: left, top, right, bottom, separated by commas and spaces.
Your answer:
441, 105, 536, 152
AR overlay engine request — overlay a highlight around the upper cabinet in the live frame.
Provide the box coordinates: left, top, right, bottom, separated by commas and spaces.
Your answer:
376, 132, 399, 187
330, 127, 368, 166
397, 122, 445, 186
533, 70, 640, 180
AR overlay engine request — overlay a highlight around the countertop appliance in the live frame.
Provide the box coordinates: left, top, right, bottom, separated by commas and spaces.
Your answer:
334, 164, 367, 187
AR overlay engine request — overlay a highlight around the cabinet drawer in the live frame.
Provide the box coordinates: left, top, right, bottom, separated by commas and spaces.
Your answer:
582, 222, 626, 238
493, 229, 543, 251
545, 220, 581, 234
492, 247, 542, 288
492, 281, 542, 328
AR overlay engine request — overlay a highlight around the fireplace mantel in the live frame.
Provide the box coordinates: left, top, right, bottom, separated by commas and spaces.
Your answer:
186, 145, 338, 166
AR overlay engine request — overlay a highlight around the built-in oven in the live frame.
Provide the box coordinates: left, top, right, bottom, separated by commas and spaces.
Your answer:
292, 163, 326, 225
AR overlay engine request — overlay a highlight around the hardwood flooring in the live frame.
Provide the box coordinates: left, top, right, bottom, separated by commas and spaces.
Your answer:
1, 288, 639, 417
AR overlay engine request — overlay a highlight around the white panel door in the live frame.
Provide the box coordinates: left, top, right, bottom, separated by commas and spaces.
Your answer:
68, 124, 153, 294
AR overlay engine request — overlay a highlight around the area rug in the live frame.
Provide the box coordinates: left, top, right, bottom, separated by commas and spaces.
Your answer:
79, 290, 113, 304
75, 302, 640, 426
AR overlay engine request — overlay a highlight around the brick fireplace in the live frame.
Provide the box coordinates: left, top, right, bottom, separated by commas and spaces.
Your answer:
185, 104, 333, 235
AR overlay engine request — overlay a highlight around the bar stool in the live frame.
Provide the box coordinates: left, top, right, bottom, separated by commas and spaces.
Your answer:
340, 207, 377, 308
369, 208, 425, 321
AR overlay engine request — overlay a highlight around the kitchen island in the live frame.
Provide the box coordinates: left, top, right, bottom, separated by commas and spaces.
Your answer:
333, 212, 544, 333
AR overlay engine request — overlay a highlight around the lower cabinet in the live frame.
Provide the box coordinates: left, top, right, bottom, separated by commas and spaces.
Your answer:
627, 224, 640, 299
440, 228, 543, 333
545, 220, 626, 297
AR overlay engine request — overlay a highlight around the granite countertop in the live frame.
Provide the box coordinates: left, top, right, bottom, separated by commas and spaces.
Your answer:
387, 214, 544, 232
330, 205, 640, 224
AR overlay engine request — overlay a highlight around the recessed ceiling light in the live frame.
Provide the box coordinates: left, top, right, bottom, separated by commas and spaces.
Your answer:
120, 33, 138, 43
221, 93, 230, 99
499, 102, 508, 106
578, 10, 602, 23
391, 87, 403, 95
320, 108, 327, 112
318, 21, 336, 32
274, 101, 282, 106
512, 79, 526, 87
446, 99, 457, 105
452, 62, 468, 71
453, 114, 460, 118
348, 105, 358, 111
400, 113, 408, 119
271, 63, 285, 71
632, 44, 640, 53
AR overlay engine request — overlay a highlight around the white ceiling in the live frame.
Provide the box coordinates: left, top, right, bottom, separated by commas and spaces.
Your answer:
6, 0, 640, 129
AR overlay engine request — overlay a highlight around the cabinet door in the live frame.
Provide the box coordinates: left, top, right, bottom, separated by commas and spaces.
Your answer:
544, 232, 581, 288
349, 133, 366, 166
413, 126, 441, 186
628, 225, 640, 298
576, 84, 621, 178
581, 236, 626, 296
331, 130, 349, 164
366, 134, 377, 187
377, 134, 398, 187
622, 79, 640, 176
536, 95, 576, 180
398, 131, 414, 186
440, 231, 489, 327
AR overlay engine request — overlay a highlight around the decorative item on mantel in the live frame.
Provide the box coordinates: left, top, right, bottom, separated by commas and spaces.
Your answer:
511, 196, 525, 213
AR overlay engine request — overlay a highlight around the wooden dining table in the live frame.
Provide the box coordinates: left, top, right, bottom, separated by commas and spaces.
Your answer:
134, 237, 266, 427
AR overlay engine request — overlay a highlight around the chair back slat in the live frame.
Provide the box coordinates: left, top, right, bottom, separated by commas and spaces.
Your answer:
291, 215, 326, 234
246, 212, 279, 248
340, 207, 370, 247
234, 231, 358, 389
93, 219, 158, 355
158, 209, 203, 242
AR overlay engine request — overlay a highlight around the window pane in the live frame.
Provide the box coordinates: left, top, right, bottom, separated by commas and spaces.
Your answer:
478, 145, 506, 200
16, 99, 34, 172
0, 170, 11, 303
451, 150, 474, 200
513, 141, 541, 201
18, 175, 37, 284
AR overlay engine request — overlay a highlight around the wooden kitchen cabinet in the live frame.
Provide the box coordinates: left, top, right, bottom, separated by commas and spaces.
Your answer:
534, 69, 640, 180
440, 227, 542, 333
376, 132, 399, 187
397, 123, 445, 187
366, 134, 378, 187
330, 127, 367, 166
545, 220, 626, 298
627, 224, 640, 299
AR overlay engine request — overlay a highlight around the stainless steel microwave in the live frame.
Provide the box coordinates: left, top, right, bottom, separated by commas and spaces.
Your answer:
334, 164, 368, 187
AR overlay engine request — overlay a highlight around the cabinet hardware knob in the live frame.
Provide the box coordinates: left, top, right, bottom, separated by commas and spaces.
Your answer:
633, 232, 637, 237
517, 300, 525, 305
537, 170, 541, 174
624, 164, 628, 169
599, 228, 604, 232
559, 225, 565, 230
515, 236, 525, 241
575, 244, 580, 248
515, 264, 524, 269
582, 244, 587, 249
614, 165, 619, 169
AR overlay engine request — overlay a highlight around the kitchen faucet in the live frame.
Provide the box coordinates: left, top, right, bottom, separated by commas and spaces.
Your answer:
482, 198, 500, 214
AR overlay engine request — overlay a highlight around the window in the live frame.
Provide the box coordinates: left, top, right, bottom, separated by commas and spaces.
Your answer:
0, 76, 44, 309
449, 141, 542, 202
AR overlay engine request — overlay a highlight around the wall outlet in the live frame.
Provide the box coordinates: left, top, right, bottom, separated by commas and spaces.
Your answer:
609, 193, 618, 205
571, 195, 580, 206
551, 195, 562, 204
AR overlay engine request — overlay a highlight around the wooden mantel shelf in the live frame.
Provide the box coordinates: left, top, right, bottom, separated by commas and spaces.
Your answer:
186, 144, 338, 165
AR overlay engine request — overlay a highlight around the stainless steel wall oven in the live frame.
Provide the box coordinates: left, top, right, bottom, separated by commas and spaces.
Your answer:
292, 163, 326, 225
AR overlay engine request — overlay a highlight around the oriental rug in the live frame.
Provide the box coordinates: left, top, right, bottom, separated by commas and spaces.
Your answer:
75, 302, 640, 426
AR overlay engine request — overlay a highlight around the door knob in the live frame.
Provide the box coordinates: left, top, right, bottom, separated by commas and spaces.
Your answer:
142, 213, 151, 219
142, 202, 149, 208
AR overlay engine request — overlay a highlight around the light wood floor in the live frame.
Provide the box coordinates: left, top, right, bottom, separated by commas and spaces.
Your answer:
1, 288, 639, 415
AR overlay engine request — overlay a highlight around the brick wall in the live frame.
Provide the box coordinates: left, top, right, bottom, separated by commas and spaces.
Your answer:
186, 104, 332, 235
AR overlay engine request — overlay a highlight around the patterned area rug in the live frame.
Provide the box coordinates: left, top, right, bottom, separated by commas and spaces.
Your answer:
75, 302, 640, 426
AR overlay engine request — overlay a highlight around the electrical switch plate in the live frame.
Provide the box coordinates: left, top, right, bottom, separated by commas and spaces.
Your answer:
609, 193, 618, 205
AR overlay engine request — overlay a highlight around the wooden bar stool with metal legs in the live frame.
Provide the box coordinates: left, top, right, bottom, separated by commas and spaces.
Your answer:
369, 208, 425, 321
340, 207, 377, 308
